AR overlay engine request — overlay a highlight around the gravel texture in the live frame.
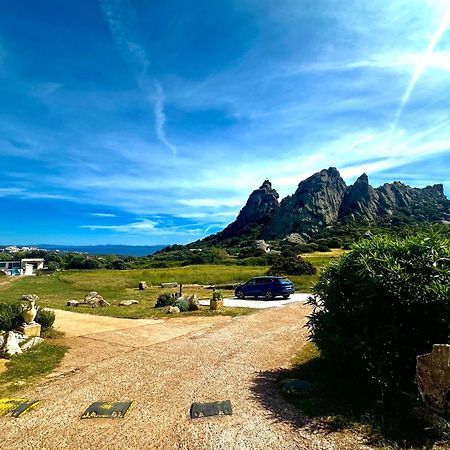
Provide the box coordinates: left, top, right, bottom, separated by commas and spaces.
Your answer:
0, 303, 371, 449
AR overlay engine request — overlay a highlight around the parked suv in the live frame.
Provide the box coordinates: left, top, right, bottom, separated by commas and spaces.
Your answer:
234, 276, 295, 300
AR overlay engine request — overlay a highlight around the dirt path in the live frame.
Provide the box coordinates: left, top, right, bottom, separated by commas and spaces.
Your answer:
0, 304, 369, 449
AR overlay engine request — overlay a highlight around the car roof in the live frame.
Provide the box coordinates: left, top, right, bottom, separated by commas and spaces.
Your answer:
252, 276, 287, 279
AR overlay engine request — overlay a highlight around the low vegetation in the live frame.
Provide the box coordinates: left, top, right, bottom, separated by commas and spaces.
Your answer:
0, 302, 23, 331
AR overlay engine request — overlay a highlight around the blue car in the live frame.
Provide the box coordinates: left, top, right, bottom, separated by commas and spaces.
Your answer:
234, 276, 295, 300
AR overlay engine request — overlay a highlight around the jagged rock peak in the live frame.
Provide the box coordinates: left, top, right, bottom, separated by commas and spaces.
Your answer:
263, 167, 347, 238
216, 179, 280, 240
356, 173, 369, 183
258, 179, 279, 198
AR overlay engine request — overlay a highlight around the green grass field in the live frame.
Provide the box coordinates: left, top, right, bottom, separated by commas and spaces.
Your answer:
0, 257, 333, 319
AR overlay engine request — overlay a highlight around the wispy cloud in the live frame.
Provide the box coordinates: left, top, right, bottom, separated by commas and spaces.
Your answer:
0, 187, 75, 201
90, 213, 117, 217
80, 218, 157, 232
177, 198, 243, 207
100, 0, 149, 73
154, 82, 177, 155
100, 1, 177, 155
80, 218, 200, 236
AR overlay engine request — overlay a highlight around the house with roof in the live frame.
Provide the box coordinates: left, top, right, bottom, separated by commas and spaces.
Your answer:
0, 258, 45, 276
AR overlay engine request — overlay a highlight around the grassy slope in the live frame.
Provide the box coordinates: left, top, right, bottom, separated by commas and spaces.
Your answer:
0, 342, 68, 397
0, 258, 333, 319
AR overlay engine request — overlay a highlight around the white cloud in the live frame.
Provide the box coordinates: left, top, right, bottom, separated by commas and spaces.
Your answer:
177, 198, 243, 207
100, 0, 149, 72
154, 82, 177, 155
80, 219, 157, 232
80, 218, 201, 236
90, 213, 117, 217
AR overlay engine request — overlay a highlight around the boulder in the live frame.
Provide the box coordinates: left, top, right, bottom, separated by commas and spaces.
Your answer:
416, 344, 450, 418
119, 300, 139, 306
161, 282, 178, 288
21, 294, 39, 302
20, 336, 44, 351
254, 240, 270, 253
84, 291, 110, 308
167, 306, 180, 314
1, 331, 22, 356
138, 281, 148, 290
67, 300, 80, 307
284, 233, 306, 245
188, 294, 200, 311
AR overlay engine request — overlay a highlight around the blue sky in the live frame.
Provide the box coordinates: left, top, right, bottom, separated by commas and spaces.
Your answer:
1, 0, 450, 245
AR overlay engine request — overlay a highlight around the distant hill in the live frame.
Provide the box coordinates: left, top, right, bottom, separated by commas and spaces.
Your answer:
196, 167, 450, 245
36, 244, 165, 257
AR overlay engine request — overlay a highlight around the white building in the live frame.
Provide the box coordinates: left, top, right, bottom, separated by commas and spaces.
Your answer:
0, 258, 45, 276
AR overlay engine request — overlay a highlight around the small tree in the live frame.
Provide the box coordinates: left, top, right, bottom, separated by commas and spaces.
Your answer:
307, 226, 450, 401
267, 256, 316, 276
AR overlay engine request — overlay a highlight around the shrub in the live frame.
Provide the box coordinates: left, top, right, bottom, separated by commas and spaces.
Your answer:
267, 256, 317, 276
174, 298, 189, 312
307, 227, 450, 402
35, 308, 56, 331
0, 302, 23, 331
155, 292, 176, 308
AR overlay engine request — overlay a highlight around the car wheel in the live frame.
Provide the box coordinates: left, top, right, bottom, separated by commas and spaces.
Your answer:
265, 290, 273, 300
236, 290, 244, 299
283, 294, 290, 299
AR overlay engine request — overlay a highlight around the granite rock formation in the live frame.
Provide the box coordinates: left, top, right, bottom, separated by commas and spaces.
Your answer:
218, 180, 280, 240
205, 168, 449, 243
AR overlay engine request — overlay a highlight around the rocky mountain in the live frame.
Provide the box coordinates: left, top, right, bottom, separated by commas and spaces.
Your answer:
263, 167, 347, 238
217, 180, 280, 240
210, 168, 449, 242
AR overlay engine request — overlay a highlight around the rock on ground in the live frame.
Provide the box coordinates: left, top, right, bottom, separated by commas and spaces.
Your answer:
1, 331, 22, 356
84, 291, 110, 308
416, 344, 450, 418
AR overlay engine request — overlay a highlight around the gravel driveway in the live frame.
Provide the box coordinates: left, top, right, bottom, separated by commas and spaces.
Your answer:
0, 303, 369, 450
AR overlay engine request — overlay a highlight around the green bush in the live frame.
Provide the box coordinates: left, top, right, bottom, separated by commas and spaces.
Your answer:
174, 298, 189, 312
267, 256, 317, 276
0, 302, 23, 331
35, 308, 55, 331
155, 292, 176, 308
307, 227, 450, 402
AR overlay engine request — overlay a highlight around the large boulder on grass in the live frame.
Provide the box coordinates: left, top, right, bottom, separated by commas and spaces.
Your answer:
138, 281, 148, 290
84, 291, 110, 308
1, 331, 22, 356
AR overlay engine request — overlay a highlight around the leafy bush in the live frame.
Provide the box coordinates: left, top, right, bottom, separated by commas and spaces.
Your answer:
35, 308, 55, 331
267, 256, 317, 276
174, 298, 189, 312
155, 292, 176, 308
0, 302, 22, 331
307, 227, 450, 402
